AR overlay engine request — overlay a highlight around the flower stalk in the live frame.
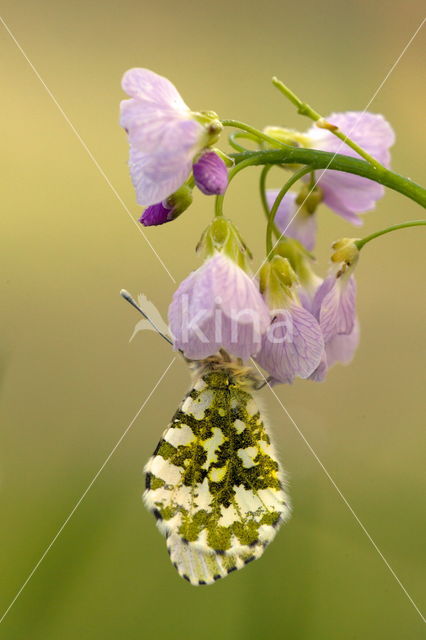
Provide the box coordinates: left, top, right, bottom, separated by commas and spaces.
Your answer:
271, 77, 384, 169
229, 148, 426, 208
266, 166, 313, 255
355, 220, 426, 250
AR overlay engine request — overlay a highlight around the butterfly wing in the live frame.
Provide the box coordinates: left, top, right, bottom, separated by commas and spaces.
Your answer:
144, 371, 291, 585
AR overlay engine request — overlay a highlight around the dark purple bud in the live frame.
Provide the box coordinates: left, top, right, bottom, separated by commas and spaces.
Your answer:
139, 202, 172, 226
193, 151, 228, 195
139, 185, 193, 226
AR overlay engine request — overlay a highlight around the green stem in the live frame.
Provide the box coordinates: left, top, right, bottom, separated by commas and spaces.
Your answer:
221, 119, 290, 148
266, 167, 312, 254
228, 156, 262, 181
228, 132, 251, 153
260, 165, 272, 218
272, 77, 383, 169
230, 149, 426, 208
214, 155, 261, 217
215, 194, 224, 217
259, 165, 280, 237
229, 131, 262, 151
355, 220, 426, 249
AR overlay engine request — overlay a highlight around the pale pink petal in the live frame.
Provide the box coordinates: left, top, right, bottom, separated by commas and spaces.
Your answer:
307, 112, 395, 166
326, 317, 360, 367
255, 304, 324, 384
121, 102, 202, 155
308, 351, 328, 382
121, 68, 188, 110
267, 190, 317, 251
307, 112, 394, 221
312, 275, 356, 342
129, 144, 194, 206
168, 254, 270, 361
316, 171, 384, 224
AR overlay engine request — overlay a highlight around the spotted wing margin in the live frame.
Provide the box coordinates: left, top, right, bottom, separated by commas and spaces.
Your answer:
166, 534, 266, 585
144, 372, 291, 585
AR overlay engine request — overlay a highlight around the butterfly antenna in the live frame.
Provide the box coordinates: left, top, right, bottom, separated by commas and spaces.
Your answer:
120, 289, 173, 346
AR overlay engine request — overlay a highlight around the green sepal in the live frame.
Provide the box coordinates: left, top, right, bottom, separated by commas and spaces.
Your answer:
295, 182, 323, 214
192, 111, 223, 146
165, 184, 193, 218
212, 148, 234, 168
330, 237, 360, 277
197, 218, 252, 272
263, 126, 311, 148
260, 255, 298, 309
274, 237, 315, 287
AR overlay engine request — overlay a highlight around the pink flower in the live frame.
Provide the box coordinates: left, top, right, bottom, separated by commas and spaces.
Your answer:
307, 112, 395, 224
307, 273, 359, 380
311, 273, 357, 342
168, 253, 270, 360
255, 303, 324, 384
120, 68, 207, 206
266, 112, 395, 252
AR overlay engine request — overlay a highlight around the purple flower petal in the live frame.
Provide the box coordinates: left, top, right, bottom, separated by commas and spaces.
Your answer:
255, 304, 324, 384
168, 254, 270, 360
306, 111, 395, 221
120, 68, 205, 206
311, 274, 357, 342
193, 152, 228, 195
266, 190, 317, 251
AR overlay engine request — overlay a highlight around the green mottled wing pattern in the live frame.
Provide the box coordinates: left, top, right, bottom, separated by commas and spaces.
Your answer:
144, 364, 290, 585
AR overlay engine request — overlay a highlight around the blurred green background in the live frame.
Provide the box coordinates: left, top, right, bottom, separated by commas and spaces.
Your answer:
1, 0, 425, 638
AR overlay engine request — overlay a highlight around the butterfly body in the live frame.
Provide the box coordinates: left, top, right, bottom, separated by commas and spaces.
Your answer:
144, 354, 291, 585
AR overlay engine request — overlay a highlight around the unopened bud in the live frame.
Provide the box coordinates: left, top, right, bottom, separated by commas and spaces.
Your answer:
193, 151, 228, 195
139, 185, 193, 226
331, 237, 360, 266
260, 256, 298, 309
296, 183, 323, 214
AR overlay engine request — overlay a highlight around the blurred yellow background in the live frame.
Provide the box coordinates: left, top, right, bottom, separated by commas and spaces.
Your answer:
1, 1, 425, 638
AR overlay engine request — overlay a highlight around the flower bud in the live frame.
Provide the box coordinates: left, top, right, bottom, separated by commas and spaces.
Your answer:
193, 151, 228, 195
139, 201, 172, 226
274, 238, 316, 287
259, 256, 298, 309
331, 237, 360, 268
139, 184, 193, 226
263, 126, 310, 148
295, 183, 323, 215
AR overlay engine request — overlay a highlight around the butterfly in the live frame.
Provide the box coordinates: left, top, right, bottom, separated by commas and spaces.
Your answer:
121, 290, 291, 585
